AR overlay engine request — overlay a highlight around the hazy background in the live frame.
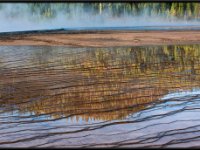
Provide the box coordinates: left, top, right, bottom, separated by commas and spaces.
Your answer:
1, 3, 200, 32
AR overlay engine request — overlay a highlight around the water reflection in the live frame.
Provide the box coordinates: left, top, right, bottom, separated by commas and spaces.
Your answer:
162, 88, 200, 100
1, 45, 200, 122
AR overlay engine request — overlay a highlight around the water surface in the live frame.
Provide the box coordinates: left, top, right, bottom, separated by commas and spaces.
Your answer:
1, 45, 200, 147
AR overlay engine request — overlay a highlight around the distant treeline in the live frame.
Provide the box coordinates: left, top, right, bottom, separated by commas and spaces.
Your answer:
0, 3, 200, 20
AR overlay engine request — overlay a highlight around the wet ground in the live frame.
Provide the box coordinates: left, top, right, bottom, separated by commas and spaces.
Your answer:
1, 30, 200, 47
1, 44, 200, 148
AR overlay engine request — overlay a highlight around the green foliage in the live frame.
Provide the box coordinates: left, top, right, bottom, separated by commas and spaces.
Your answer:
1, 3, 200, 20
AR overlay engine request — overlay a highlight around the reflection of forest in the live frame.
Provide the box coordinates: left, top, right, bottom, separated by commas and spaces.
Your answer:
1, 45, 200, 121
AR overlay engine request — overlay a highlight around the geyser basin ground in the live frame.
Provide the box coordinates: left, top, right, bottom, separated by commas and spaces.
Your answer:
1, 44, 200, 147
0, 30, 200, 47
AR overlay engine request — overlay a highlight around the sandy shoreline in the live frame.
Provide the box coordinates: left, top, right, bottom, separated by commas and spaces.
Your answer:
0, 30, 200, 47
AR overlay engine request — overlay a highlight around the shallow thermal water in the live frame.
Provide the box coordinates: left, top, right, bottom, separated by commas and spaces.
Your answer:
2, 25, 200, 34
1, 45, 200, 148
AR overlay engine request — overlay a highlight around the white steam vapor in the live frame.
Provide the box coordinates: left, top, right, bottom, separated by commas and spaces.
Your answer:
0, 3, 200, 33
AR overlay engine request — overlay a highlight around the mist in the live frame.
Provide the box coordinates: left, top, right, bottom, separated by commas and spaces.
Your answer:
1, 3, 200, 33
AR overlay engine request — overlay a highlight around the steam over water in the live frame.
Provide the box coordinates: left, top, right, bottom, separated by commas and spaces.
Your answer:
1, 3, 200, 32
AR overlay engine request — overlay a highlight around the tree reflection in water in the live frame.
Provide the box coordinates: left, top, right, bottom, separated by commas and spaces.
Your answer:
1, 44, 200, 122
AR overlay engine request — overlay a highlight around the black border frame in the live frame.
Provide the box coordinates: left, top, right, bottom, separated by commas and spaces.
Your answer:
0, 0, 200, 2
